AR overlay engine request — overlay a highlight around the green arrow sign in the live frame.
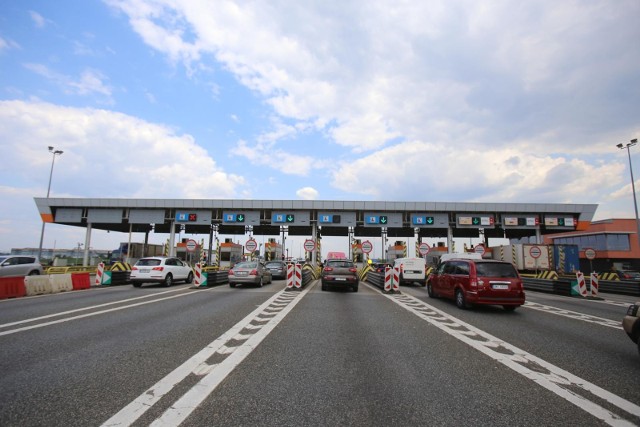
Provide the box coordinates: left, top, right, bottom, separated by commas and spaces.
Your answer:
237, 214, 245, 222
426, 216, 434, 225
472, 217, 480, 225
380, 216, 388, 224
286, 215, 295, 222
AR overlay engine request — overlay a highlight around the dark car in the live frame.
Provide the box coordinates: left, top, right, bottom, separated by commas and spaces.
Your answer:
622, 301, 640, 357
264, 261, 287, 280
321, 259, 359, 292
616, 270, 640, 281
427, 258, 525, 311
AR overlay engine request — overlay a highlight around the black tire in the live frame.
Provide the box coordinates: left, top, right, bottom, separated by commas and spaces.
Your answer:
637, 339, 640, 357
185, 272, 194, 284
132, 282, 142, 288
229, 283, 235, 288
28, 270, 40, 276
321, 282, 328, 291
455, 289, 467, 309
503, 305, 518, 312
352, 285, 359, 292
420, 280, 426, 287
164, 274, 173, 287
257, 277, 263, 288
427, 282, 437, 298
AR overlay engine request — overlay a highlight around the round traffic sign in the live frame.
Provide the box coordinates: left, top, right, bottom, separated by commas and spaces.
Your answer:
419, 242, 431, 255
245, 239, 258, 253
584, 248, 597, 260
474, 244, 485, 255
529, 245, 542, 259
186, 239, 197, 252
303, 239, 316, 252
361, 240, 373, 254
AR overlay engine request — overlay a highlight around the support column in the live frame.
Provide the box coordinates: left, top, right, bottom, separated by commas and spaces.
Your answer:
83, 223, 92, 266
169, 221, 176, 257
312, 222, 318, 265
447, 226, 453, 254
126, 223, 133, 264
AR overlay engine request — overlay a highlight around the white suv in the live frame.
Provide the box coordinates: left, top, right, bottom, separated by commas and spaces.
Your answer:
130, 257, 193, 287
0, 255, 44, 277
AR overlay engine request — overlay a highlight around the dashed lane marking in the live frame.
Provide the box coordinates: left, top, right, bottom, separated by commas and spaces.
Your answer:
524, 301, 623, 329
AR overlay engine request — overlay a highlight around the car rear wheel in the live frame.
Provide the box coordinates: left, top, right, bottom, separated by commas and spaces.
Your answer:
321, 282, 327, 291
164, 274, 173, 287
229, 282, 235, 288
427, 282, 438, 298
352, 285, 358, 292
455, 289, 467, 309
132, 282, 142, 288
257, 277, 263, 288
186, 272, 194, 284
28, 270, 40, 276
503, 305, 518, 312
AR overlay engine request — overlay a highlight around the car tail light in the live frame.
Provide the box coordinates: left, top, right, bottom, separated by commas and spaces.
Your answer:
152, 267, 164, 272
323, 267, 333, 272
228, 269, 234, 276
349, 267, 357, 273
623, 273, 631, 279
132, 266, 138, 271
250, 269, 258, 275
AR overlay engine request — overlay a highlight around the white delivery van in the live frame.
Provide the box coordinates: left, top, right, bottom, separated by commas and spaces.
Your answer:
393, 257, 427, 286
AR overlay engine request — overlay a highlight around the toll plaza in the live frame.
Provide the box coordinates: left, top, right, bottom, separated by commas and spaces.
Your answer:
34, 197, 598, 266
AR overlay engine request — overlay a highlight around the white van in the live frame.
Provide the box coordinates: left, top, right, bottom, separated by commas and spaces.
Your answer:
393, 257, 427, 286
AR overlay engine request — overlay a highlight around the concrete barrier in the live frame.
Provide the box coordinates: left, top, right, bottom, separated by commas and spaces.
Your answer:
50, 273, 73, 293
25, 275, 52, 296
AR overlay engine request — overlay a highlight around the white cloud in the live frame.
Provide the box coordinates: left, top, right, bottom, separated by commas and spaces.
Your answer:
29, 10, 47, 28
0, 100, 247, 201
24, 64, 114, 101
296, 187, 318, 200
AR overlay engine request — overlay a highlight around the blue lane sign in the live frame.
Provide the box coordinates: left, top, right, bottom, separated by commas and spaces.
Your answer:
319, 214, 341, 224
272, 213, 295, 223
413, 215, 435, 225
365, 215, 388, 225
224, 213, 245, 223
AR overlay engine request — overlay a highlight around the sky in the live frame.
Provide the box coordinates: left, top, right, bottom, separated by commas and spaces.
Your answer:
0, 0, 639, 259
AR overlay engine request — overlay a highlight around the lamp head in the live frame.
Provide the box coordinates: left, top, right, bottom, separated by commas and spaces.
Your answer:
617, 143, 624, 149
55, 150, 63, 155
632, 138, 638, 144
48, 146, 54, 152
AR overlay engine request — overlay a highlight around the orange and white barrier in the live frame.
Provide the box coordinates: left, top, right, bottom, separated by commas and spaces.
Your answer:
95, 262, 105, 287
576, 271, 588, 297
50, 273, 73, 293
590, 272, 599, 297
25, 275, 52, 296
286, 263, 302, 289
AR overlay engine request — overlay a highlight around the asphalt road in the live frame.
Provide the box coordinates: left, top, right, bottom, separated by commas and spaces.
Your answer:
0, 280, 639, 426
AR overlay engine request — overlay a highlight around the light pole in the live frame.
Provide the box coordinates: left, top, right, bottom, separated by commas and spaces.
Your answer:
37, 146, 63, 261
617, 138, 640, 250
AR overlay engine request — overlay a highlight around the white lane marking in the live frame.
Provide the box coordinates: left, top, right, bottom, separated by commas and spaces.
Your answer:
0, 288, 189, 329
0, 288, 213, 337
524, 301, 623, 329
383, 290, 640, 426
101, 285, 313, 427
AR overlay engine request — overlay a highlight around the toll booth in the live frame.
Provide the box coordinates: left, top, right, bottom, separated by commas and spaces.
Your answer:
387, 241, 408, 260
351, 239, 364, 263
264, 238, 283, 261
219, 239, 244, 268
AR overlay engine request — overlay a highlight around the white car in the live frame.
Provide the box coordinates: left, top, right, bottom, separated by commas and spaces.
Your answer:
393, 257, 427, 286
130, 257, 193, 287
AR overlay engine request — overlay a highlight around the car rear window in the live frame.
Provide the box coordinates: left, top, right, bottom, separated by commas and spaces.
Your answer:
475, 262, 518, 278
235, 262, 257, 268
327, 261, 354, 268
137, 259, 162, 266
265, 262, 283, 267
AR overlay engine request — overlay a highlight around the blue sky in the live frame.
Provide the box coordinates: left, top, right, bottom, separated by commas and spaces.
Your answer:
0, 0, 639, 258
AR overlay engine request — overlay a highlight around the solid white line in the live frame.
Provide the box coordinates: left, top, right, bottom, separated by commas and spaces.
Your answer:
524, 301, 623, 329
383, 290, 640, 426
0, 288, 189, 329
101, 285, 313, 427
0, 288, 213, 337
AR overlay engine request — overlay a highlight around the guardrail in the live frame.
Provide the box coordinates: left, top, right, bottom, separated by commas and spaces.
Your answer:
522, 277, 640, 296
366, 271, 385, 289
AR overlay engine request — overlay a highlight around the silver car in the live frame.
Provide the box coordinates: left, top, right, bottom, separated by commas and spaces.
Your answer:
130, 257, 193, 287
0, 256, 44, 277
229, 261, 273, 288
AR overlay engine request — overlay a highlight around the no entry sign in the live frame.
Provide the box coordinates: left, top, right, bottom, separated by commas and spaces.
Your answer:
245, 239, 258, 253
303, 239, 316, 252
419, 242, 431, 255
529, 245, 542, 259
361, 240, 373, 254
186, 239, 197, 252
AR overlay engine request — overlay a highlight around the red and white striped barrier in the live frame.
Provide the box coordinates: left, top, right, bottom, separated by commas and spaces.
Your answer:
286, 263, 302, 289
392, 266, 400, 292
384, 266, 400, 293
384, 266, 392, 292
95, 262, 105, 287
576, 271, 588, 297
590, 272, 599, 297
194, 263, 204, 287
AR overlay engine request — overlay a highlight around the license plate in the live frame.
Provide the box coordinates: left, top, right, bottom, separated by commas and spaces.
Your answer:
140, 269, 150, 273
237, 271, 248, 276
492, 284, 509, 290
334, 277, 346, 281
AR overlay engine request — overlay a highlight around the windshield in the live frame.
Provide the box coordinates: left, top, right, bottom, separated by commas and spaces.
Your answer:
0, 256, 7, 263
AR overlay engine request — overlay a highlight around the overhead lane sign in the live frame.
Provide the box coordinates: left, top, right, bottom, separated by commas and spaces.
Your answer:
411, 213, 448, 227
363, 212, 401, 227
271, 211, 309, 226
456, 214, 495, 228
223, 211, 259, 225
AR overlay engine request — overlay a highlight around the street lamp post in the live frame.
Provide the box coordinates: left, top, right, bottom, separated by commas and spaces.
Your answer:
617, 138, 640, 250
37, 146, 63, 261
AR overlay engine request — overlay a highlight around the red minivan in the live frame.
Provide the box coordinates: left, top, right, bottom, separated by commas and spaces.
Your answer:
427, 258, 525, 311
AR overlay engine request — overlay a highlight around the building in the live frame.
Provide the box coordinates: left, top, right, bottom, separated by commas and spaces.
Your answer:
542, 218, 640, 272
